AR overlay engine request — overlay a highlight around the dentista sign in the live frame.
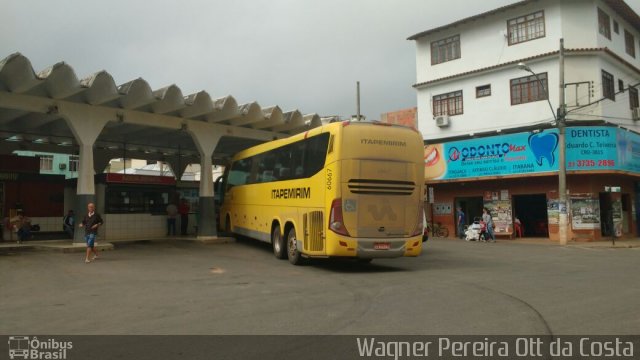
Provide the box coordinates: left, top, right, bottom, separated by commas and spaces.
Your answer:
424, 126, 640, 181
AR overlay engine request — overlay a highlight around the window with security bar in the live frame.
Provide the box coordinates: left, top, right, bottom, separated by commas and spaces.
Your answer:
430, 35, 460, 65
38, 154, 53, 171
602, 70, 615, 101
507, 10, 545, 45
510, 72, 548, 105
69, 155, 79, 172
598, 8, 611, 40
630, 86, 639, 110
432, 90, 463, 116
625, 29, 636, 58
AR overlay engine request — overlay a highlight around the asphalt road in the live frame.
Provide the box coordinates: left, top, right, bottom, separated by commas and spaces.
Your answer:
1, 238, 638, 335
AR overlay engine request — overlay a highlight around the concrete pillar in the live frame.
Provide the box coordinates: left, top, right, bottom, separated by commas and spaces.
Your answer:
59, 104, 110, 243
93, 149, 113, 175
166, 157, 187, 181
188, 123, 221, 239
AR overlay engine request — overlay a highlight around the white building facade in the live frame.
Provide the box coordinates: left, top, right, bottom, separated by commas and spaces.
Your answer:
409, 0, 640, 242
411, 0, 640, 140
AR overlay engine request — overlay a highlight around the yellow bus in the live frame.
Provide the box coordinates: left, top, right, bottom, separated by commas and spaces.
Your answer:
218, 120, 425, 265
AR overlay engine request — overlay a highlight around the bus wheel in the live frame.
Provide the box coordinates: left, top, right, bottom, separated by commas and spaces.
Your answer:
272, 224, 286, 259
287, 227, 303, 265
225, 215, 231, 233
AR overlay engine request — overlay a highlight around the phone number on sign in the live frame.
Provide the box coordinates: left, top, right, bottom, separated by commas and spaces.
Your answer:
568, 159, 615, 167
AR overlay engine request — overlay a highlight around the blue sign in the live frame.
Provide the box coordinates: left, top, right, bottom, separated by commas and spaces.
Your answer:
425, 126, 640, 181
566, 127, 640, 172
424, 129, 560, 180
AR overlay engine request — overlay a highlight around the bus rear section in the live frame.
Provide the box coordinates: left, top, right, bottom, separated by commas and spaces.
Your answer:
326, 122, 425, 259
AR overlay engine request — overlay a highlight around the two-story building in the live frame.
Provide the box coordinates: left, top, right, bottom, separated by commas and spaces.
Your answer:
410, 0, 640, 241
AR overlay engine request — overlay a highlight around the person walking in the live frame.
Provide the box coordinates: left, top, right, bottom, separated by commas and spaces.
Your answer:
166, 202, 178, 236
79, 203, 103, 263
456, 207, 466, 239
178, 198, 190, 236
63, 210, 75, 239
482, 207, 496, 242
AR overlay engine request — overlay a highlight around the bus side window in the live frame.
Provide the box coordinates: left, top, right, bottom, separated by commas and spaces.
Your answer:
303, 133, 330, 178
274, 145, 293, 181
214, 176, 225, 204
227, 158, 252, 189
290, 142, 306, 180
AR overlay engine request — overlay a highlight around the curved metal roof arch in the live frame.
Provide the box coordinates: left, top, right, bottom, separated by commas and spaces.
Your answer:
0, 52, 322, 164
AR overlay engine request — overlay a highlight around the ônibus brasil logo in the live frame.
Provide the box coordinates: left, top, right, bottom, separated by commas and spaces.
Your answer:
8, 336, 73, 360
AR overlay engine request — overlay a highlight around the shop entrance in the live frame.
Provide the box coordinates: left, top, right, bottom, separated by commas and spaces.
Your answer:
599, 192, 631, 237
512, 194, 548, 237
599, 193, 613, 237
454, 196, 484, 235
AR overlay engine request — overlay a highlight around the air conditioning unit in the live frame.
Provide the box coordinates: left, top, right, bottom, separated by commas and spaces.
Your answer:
59, 163, 67, 170
434, 115, 450, 127
632, 107, 640, 121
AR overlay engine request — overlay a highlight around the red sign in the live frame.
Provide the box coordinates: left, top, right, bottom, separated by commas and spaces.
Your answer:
105, 173, 176, 185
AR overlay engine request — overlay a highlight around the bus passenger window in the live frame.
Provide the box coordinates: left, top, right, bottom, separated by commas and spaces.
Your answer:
303, 133, 330, 177
227, 158, 251, 188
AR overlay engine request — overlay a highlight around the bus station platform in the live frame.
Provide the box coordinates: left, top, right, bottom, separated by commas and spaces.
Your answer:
438, 236, 640, 249
0, 236, 235, 254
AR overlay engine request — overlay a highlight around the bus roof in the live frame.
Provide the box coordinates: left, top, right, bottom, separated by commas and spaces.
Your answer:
229, 121, 419, 161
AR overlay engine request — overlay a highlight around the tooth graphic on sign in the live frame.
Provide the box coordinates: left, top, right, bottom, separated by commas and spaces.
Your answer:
528, 132, 559, 167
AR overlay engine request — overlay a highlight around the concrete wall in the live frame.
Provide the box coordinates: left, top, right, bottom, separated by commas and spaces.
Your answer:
103, 213, 166, 240
102, 213, 197, 240
380, 107, 417, 127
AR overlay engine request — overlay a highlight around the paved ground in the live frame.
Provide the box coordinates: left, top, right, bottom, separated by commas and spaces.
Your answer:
1, 238, 638, 335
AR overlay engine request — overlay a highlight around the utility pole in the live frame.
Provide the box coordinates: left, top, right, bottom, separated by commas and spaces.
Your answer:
558, 38, 568, 245
356, 81, 361, 121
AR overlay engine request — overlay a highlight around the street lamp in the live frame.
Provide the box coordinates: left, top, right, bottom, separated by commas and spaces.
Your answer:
517, 62, 557, 121
517, 38, 567, 245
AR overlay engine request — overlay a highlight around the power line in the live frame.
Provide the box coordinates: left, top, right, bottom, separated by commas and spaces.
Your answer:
567, 113, 636, 122
567, 82, 640, 114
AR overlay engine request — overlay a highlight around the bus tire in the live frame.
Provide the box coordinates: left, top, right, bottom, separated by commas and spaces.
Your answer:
225, 214, 231, 233
286, 227, 303, 265
272, 224, 286, 259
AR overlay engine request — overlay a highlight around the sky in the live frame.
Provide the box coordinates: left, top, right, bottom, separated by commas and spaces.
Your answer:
2, 0, 639, 121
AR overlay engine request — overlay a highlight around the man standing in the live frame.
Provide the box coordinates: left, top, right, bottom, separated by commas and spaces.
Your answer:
482, 207, 496, 242
456, 207, 466, 239
79, 203, 103, 263
166, 202, 178, 236
178, 198, 190, 236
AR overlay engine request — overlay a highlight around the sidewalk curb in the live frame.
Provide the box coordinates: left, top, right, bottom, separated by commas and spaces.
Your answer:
0, 236, 236, 254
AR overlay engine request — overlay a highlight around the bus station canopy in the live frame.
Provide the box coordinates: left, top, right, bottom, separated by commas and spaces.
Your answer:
0, 52, 322, 168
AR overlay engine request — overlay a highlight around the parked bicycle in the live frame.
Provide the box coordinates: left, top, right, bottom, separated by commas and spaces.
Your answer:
431, 222, 449, 238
